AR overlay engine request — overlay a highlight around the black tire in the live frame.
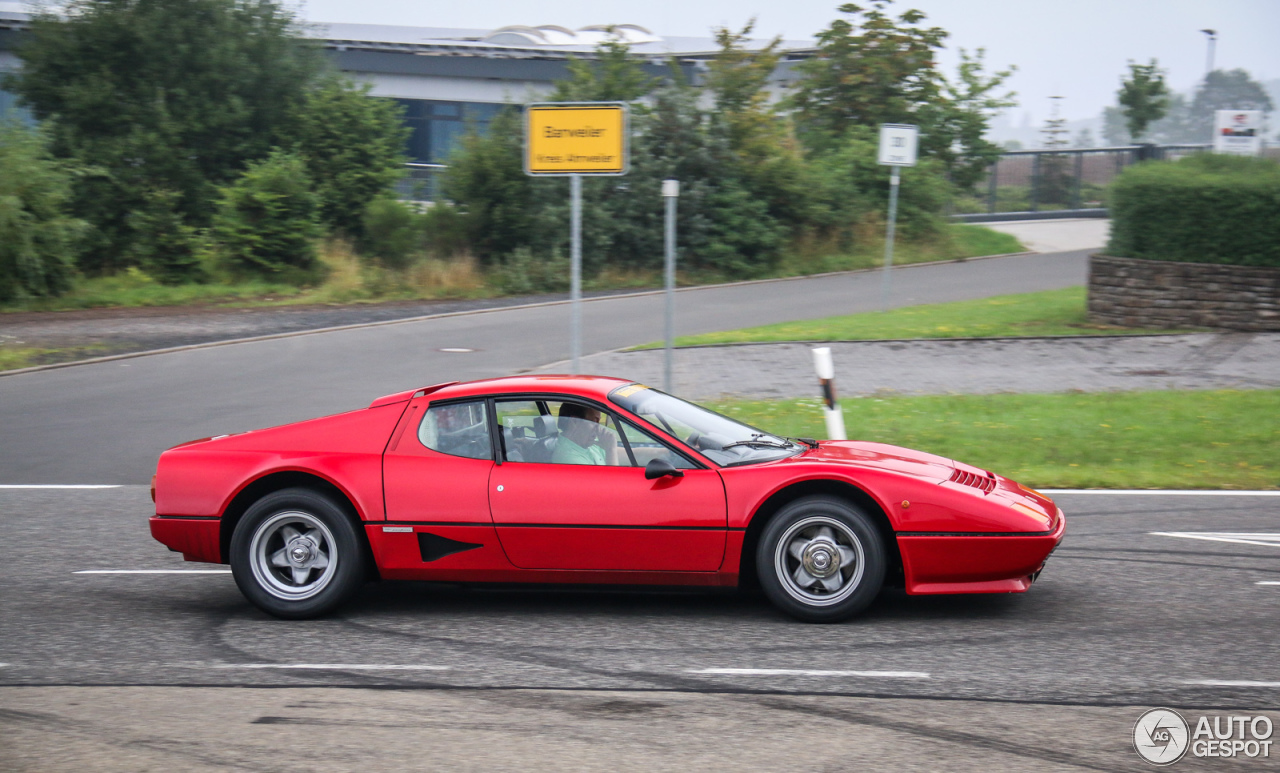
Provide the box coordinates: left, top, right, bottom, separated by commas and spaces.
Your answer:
230, 487, 367, 619
755, 495, 886, 623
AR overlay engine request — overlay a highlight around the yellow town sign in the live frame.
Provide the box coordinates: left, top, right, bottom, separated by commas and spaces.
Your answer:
526, 102, 629, 176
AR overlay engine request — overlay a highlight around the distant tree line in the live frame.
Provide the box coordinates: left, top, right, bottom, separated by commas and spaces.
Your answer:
1, 0, 1017, 301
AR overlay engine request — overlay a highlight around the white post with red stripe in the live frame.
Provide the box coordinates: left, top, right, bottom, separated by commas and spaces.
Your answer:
811, 347, 846, 440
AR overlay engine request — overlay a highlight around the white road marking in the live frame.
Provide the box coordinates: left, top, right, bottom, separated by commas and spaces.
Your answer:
0, 484, 122, 489
438, 348, 475, 353
1041, 490, 1280, 496
687, 668, 929, 679
1185, 680, 1280, 688
1150, 533, 1280, 548
214, 664, 451, 671
74, 569, 232, 574
1258, 581, 1280, 586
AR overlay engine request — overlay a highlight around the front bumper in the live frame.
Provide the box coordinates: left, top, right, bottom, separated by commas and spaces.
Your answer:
898, 507, 1066, 595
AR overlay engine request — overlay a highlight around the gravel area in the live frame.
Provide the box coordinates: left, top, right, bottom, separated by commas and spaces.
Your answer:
535, 333, 1280, 400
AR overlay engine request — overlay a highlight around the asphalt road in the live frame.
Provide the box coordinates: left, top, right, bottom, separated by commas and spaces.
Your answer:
0, 250, 1087, 485
1, 486, 1277, 771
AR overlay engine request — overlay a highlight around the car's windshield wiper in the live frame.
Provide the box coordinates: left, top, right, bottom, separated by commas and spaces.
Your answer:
721, 433, 794, 451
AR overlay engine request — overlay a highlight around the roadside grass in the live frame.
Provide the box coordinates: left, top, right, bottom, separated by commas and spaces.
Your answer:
639, 287, 1190, 349
710, 390, 1279, 490
0, 344, 111, 371
1, 224, 1023, 314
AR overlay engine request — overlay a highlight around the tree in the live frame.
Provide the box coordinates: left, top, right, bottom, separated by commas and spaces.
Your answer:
291, 77, 409, 236
0, 123, 83, 301
1190, 68, 1274, 140
212, 151, 321, 279
787, 1, 947, 152
1117, 59, 1169, 142
549, 32, 654, 102
787, 4, 1014, 190
9, 0, 322, 276
919, 47, 1017, 190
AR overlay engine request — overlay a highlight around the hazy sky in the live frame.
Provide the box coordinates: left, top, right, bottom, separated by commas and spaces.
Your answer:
296, 0, 1279, 123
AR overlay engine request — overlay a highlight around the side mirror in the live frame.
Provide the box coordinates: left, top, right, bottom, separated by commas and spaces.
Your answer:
645, 458, 684, 480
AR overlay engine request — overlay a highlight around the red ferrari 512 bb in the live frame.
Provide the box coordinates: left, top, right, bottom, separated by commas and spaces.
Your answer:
150, 375, 1065, 622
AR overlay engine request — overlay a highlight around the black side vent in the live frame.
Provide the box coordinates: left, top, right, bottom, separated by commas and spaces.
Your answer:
417, 532, 483, 563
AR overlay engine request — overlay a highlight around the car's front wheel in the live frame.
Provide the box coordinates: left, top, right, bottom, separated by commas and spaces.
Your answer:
230, 488, 366, 619
756, 496, 885, 623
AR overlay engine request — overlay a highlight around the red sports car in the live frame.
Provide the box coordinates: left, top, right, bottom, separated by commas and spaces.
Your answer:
150, 375, 1064, 622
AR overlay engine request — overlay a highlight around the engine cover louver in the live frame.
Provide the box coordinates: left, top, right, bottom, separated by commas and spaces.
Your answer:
949, 468, 996, 493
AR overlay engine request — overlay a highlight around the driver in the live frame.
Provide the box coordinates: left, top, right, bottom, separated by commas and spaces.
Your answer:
552, 403, 620, 465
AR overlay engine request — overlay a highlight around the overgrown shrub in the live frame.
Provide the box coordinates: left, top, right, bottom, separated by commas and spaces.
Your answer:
1107, 154, 1280, 266
213, 151, 321, 281
0, 123, 83, 301
126, 188, 206, 284
488, 247, 570, 295
359, 196, 422, 269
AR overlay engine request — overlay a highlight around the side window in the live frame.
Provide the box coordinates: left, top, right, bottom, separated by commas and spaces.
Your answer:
496, 399, 629, 466
494, 400, 546, 463
620, 421, 696, 469
419, 401, 492, 460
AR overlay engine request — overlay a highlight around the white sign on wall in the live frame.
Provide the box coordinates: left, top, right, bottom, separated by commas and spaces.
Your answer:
1213, 110, 1264, 156
878, 124, 919, 167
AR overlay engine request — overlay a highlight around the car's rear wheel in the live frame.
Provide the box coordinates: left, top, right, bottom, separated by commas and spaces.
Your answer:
230, 488, 366, 619
756, 496, 885, 623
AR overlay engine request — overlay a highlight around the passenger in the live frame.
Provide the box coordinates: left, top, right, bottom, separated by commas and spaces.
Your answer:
552, 403, 620, 465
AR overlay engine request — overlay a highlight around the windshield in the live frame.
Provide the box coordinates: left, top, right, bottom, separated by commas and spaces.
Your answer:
608, 384, 800, 467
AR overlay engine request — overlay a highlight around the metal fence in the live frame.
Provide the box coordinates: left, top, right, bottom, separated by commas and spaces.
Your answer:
951, 144, 1212, 222
395, 163, 447, 203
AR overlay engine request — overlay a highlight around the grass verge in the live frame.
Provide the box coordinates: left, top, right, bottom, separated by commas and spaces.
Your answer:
711, 390, 1279, 490
2, 225, 1022, 314
643, 287, 1190, 349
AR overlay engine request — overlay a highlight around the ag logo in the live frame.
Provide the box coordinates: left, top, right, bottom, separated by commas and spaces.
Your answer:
1134, 708, 1190, 765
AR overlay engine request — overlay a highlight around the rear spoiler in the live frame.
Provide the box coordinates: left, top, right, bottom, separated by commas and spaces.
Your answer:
369, 381, 459, 409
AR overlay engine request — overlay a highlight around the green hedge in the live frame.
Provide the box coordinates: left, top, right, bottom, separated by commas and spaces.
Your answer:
1107, 153, 1280, 267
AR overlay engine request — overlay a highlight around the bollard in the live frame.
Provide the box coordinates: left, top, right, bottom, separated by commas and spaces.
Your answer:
811, 347, 847, 440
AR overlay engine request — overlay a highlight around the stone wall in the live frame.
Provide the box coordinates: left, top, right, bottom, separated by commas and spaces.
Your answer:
1088, 255, 1280, 331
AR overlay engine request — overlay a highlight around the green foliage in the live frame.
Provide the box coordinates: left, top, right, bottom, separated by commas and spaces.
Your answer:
1108, 153, 1280, 266
0, 123, 83, 301
439, 108, 534, 263
1118, 59, 1170, 142
126, 187, 206, 284
358, 196, 422, 269
788, 1, 947, 151
291, 77, 409, 236
787, 3, 1013, 192
10, 0, 321, 276
488, 246, 570, 295
808, 127, 951, 240
549, 32, 654, 102
212, 151, 322, 280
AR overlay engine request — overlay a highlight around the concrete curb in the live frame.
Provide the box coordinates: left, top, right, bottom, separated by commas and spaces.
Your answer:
0, 249, 1042, 379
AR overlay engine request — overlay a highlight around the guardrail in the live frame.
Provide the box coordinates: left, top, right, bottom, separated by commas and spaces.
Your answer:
396, 163, 448, 203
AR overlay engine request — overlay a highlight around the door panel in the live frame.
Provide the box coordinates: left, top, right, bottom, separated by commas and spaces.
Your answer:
383, 398, 495, 524
490, 464, 726, 571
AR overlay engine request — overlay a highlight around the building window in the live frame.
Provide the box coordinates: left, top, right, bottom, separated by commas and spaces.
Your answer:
394, 99, 512, 164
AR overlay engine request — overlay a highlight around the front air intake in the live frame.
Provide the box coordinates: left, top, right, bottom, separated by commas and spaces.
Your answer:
950, 468, 996, 493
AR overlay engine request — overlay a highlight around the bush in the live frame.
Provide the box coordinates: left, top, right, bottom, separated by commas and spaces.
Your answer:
1108, 154, 1280, 267
359, 196, 422, 269
0, 123, 83, 301
489, 247, 570, 295
213, 151, 322, 281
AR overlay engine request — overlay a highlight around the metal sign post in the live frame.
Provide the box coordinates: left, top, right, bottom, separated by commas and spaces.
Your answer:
570, 174, 582, 373
525, 102, 629, 373
877, 124, 919, 311
662, 179, 679, 392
